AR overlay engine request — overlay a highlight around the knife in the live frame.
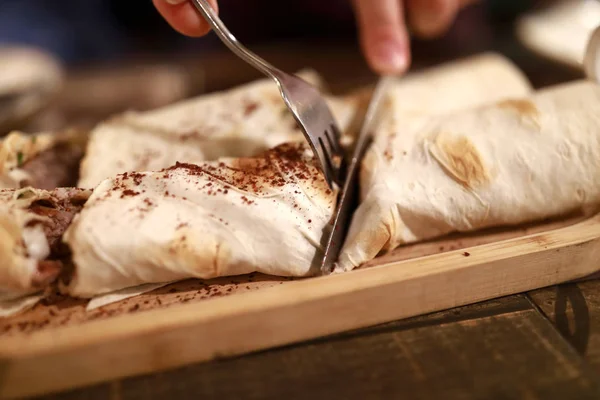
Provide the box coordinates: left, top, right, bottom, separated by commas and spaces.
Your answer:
320, 75, 394, 274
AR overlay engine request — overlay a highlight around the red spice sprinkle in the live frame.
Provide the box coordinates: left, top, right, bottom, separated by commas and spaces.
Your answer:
463, 252, 471, 257
144, 198, 153, 205
120, 189, 140, 198
160, 143, 328, 198
244, 102, 259, 115
240, 196, 254, 205
129, 172, 144, 186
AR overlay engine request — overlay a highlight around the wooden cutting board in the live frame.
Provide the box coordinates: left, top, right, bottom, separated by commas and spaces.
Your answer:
1, 212, 600, 399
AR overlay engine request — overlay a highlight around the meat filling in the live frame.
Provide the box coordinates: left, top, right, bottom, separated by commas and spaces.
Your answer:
25, 189, 88, 288
21, 142, 85, 190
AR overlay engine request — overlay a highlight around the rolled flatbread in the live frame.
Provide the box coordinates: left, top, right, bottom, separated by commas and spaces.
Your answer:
0, 46, 64, 133
516, 1, 600, 67
0, 46, 62, 98
78, 70, 357, 188
64, 142, 336, 298
336, 79, 600, 272
0, 130, 87, 190
335, 53, 534, 272
0, 187, 90, 315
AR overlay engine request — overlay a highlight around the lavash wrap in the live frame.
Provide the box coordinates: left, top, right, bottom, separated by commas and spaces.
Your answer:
64, 143, 336, 298
0, 130, 87, 189
336, 78, 600, 272
0, 187, 90, 316
0, 132, 57, 188
79, 70, 357, 188
336, 53, 536, 272
516, 1, 600, 67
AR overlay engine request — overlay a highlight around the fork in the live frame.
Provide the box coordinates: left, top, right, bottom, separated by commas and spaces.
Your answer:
189, 0, 344, 188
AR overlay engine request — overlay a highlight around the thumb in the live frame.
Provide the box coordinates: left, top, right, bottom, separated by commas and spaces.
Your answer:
153, 0, 219, 37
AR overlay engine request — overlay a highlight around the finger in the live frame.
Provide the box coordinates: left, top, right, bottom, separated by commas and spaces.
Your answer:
458, 0, 480, 7
153, 0, 219, 37
352, 0, 410, 75
406, 0, 461, 39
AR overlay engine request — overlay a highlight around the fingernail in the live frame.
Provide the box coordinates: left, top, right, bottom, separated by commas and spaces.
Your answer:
412, 14, 444, 37
371, 40, 408, 74
165, 0, 187, 4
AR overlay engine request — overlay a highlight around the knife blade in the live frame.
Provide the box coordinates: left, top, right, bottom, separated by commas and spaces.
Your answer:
320, 75, 394, 274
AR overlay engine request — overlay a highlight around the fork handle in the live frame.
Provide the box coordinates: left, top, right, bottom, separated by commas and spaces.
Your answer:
189, 0, 282, 80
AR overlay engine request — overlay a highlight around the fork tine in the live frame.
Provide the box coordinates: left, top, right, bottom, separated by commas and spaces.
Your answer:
318, 136, 340, 183
329, 122, 341, 141
325, 124, 343, 155
318, 137, 334, 169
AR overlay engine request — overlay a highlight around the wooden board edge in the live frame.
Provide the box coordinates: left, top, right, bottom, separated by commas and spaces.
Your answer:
1, 213, 600, 398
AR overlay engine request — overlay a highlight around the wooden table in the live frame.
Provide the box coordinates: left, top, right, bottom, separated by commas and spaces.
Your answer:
35, 283, 600, 399
20, 19, 600, 399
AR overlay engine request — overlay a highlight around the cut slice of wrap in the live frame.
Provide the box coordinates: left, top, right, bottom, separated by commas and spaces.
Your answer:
0, 129, 88, 190
64, 142, 336, 298
334, 53, 534, 272
78, 69, 358, 188
336, 79, 600, 272
0, 187, 90, 316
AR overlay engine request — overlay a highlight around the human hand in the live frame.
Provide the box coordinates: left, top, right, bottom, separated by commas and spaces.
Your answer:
153, 0, 475, 74
352, 0, 478, 74
153, 0, 218, 37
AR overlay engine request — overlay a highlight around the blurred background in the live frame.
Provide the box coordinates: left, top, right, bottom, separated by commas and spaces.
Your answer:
0, 0, 588, 133
0, 0, 555, 65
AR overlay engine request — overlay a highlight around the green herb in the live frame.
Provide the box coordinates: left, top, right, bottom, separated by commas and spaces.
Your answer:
16, 151, 24, 167
31, 136, 37, 144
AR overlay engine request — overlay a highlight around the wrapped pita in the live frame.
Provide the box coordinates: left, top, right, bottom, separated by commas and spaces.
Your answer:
0, 46, 64, 133
336, 79, 600, 272
516, 1, 600, 67
334, 54, 533, 272
0, 130, 87, 190
78, 70, 357, 188
0, 187, 90, 315
64, 143, 336, 298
